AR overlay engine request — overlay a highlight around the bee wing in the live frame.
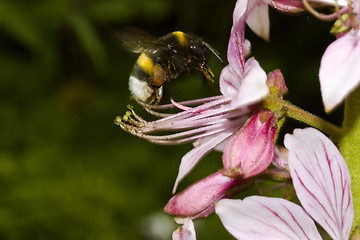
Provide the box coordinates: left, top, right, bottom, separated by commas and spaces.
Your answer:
115, 28, 166, 53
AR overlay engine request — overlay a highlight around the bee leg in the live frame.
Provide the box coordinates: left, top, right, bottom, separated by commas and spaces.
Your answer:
154, 86, 163, 105
152, 64, 168, 87
200, 63, 215, 83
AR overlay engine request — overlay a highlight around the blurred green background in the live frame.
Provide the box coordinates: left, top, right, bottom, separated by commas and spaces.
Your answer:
0, 0, 342, 239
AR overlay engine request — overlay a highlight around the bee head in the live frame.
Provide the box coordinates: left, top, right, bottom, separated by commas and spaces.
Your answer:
187, 43, 207, 70
188, 40, 223, 68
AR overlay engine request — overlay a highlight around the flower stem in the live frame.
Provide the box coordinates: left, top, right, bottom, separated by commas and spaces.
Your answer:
339, 86, 360, 230
301, 0, 347, 22
283, 101, 343, 140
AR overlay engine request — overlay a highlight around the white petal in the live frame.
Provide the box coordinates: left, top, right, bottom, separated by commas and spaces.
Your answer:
220, 65, 242, 98
172, 131, 235, 193
319, 30, 360, 112
284, 128, 353, 240
172, 218, 196, 240
215, 196, 322, 240
231, 57, 269, 107
246, 0, 270, 40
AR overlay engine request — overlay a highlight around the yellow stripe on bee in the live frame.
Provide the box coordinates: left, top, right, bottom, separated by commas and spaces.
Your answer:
137, 53, 154, 74
173, 31, 188, 46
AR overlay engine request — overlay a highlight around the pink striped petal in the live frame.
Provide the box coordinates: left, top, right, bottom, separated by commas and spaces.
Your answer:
227, 0, 255, 78
227, 19, 247, 76
172, 131, 235, 193
172, 218, 196, 240
284, 128, 353, 240
319, 30, 360, 112
215, 196, 322, 240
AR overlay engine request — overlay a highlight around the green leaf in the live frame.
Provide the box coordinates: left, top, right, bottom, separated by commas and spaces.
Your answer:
86, 0, 133, 23
0, 1, 44, 54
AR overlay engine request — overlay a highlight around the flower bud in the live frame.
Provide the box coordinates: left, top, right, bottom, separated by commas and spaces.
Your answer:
222, 111, 277, 178
270, 0, 307, 14
272, 146, 288, 170
164, 171, 241, 219
266, 69, 288, 96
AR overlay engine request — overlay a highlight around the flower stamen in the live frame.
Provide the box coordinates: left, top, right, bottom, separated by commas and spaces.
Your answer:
302, 0, 349, 21
115, 102, 251, 145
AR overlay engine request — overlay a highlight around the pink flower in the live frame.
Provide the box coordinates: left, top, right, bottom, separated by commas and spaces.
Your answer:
165, 110, 279, 240
250, 0, 357, 112
164, 171, 243, 219
253, 0, 357, 112
165, 110, 280, 239
215, 128, 353, 240
274, 0, 358, 113
222, 110, 277, 178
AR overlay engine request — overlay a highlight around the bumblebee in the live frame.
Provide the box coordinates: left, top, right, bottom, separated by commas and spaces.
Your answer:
119, 29, 223, 104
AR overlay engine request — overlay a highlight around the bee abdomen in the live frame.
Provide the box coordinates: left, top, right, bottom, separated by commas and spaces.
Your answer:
129, 53, 155, 102
129, 75, 154, 103
129, 52, 168, 103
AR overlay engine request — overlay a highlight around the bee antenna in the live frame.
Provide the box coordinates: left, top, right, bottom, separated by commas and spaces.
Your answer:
203, 42, 224, 64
